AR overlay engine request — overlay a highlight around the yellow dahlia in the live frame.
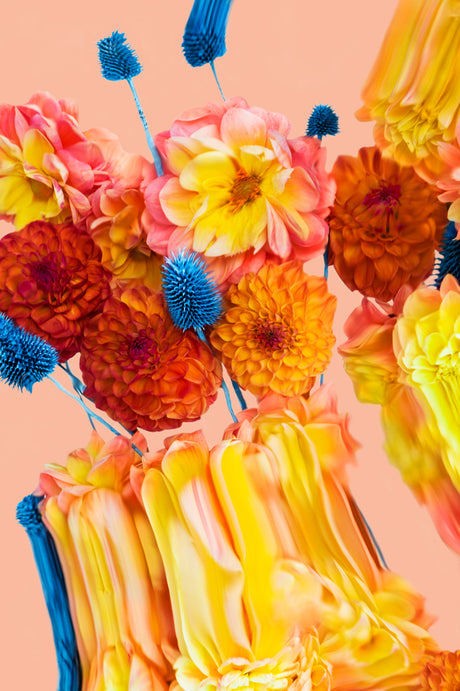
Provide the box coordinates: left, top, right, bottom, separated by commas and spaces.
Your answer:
210, 261, 336, 398
356, 0, 460, 179
328, 147, 446, 301
80, 287, 222, 431
394, 274, 460, 493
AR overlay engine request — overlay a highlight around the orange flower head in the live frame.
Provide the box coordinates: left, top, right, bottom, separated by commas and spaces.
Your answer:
0, 220, 111, 361
328, 147, 446, 301
80, 287, 222, 431
210, 261, 336, 398
422, 650, 460, 690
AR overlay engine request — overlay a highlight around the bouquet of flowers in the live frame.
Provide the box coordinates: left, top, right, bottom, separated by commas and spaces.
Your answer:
3, 0, 460, 689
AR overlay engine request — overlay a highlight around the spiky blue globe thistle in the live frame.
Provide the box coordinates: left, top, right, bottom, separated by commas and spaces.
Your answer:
182, 0, 234, 67
97, 31, 142, 81
16, 494, 43, 534
306, 104, 339, 139
162, 250, 222, 332
0, 313, 58, 392
433, 221, 460, 288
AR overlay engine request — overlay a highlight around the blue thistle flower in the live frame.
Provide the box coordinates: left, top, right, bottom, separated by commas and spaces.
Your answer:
162, 250, 222, 333
182, 0, 234, 67
97, 31, 142, 81
0, 313, 58, 392
17, 494, 82, 691
433, 220, 460, 288
306, 104, 340, 139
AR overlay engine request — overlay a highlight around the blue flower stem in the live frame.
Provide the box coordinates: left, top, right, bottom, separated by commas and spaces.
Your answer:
47, 375, 143, 456
126, 77, 164, 176
196, 328, 237, 422
59, 363, 95, 431
320, 229, 330, 387
59, 362, 140, 438
210, 60, 225, 101
354, 501, 388, 569
17, 495, 82, 691
231, 379, 247, 410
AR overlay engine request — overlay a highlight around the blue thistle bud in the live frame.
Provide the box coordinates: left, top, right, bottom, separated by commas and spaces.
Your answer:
17, 494, 82, 691
0, 313, 58, 392
306, 104, 339, 139
162, 250, 222, 333
97, 31, 142, 81
433, 221, 460, 288
182, 0, 234, 67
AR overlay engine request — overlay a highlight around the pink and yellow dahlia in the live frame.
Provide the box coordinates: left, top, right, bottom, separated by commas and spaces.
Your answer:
145, 97, 335, 285
328, 147, 446, 301
88, 184, 162, 290
80, 287, 222, 431
210, 261, 336, 398
0, 220, 111, 361
339, 294, 402, 405
0, 92, 110, 228
356, 0, 460, 179
39, 431, 176, 691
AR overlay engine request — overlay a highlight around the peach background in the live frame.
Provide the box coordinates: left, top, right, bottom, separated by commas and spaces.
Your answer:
0, 0, 459, 688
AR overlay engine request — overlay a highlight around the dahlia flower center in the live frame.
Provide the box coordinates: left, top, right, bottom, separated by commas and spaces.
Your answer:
363, 183, 401, 212
253, 320, 287, 351
29, 257, 69, 293
437, 352, 460, 380
229, 170, 262, 212
127, 333, 158, 364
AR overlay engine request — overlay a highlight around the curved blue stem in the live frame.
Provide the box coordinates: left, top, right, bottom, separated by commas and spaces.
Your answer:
17, 494, 82, 691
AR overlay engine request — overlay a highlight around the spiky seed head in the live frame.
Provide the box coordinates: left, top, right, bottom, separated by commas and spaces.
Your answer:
182, 0, 234, 67
0, 313, 58, 392
306, 104, 340, 139
97, 31, 142, 81
162, 250, 222, 332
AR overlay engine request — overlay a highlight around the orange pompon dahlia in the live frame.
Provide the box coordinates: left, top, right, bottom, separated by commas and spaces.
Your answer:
328, 147, 446, 301
210, 262, 336, 398
422, 650, 460, 690
0, 220, 111, 361
80, 287, 222, 431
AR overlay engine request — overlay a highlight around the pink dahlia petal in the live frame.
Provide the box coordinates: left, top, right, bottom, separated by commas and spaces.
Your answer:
221, 107, 267, 149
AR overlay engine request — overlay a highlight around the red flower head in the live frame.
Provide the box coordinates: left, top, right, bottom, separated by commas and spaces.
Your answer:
80, 287, 222, 431
0, 220, 111, 361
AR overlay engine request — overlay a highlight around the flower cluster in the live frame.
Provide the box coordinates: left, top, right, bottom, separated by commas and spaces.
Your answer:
7, 1, 460, 690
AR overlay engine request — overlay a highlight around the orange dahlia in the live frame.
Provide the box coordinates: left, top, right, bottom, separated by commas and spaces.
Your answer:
80, 287, 222, 431
328, 146, 447, 301
210, 261, 336, 398
0, 220, 111, 361
422, 650, 460, 690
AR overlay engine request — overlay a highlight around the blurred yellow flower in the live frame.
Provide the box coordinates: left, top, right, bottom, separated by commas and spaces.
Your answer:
39, 431, 176, 691
142, 388, 437, 691
394, 275, 460, 492
356, 0, 460, 179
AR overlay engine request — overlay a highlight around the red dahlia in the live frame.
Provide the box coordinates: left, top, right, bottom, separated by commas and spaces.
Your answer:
0, 221, 111, 360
